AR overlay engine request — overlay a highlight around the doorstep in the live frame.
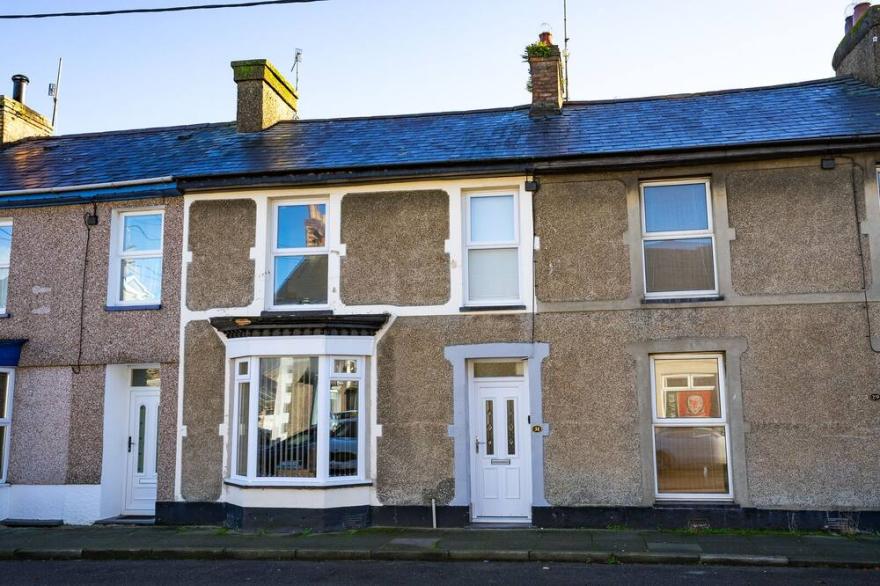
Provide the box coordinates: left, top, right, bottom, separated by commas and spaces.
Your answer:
94, 515, 155, 526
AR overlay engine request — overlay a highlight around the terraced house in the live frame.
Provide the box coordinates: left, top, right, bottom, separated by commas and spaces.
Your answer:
1, 11, 880, 531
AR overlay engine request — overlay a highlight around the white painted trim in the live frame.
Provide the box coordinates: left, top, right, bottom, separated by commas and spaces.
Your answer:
640, 178, 719, 299
224, 483, 371, 509
226, 335, 374, 359
0, 484, 102, 525
0, 368, 14, 483
107, 207, 166, 307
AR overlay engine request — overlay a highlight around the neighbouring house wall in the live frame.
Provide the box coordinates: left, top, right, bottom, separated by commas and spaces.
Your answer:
341, 190, 450, 306
8, 367, 73, 484
376, 314, 531, 505
534, 179, 630, 302
0, 197, 182, 367
157, 362, 179, 502
727, 164, 864, 295
375, 305, 880, 510
187, 199, 256, 310
180, 320, 225, 502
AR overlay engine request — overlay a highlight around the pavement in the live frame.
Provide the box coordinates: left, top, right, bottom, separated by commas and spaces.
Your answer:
0, 525, 878, 569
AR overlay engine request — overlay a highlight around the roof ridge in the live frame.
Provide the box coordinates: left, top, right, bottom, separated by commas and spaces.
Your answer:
2, 120, 236, 147
276, 104, 532, 125
563, 76, 856, 107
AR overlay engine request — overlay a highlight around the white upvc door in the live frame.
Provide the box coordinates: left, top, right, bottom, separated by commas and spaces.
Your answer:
469, 378, 532, 522
124, 389, 160, 515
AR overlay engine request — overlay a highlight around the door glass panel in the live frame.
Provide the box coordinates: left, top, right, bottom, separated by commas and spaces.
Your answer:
329, 380, 358, 478
258, 357, 319, 478
236, 382, 250, 476
484, 400, 494, 456
655, 358, 721, 419
654, 426, 729, 494
506, 399, 516, 456
137, 405, 146, 474
470, 195, 515, 242
131, 368, 160, 387
0, 372, 7, 418
273, 255, 328, 305
473, 361, 524, 378
276, 203, 326, 249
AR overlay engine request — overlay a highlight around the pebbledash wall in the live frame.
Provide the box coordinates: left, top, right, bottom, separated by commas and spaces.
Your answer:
163, 155, 880, 531
0, 196, 181, 524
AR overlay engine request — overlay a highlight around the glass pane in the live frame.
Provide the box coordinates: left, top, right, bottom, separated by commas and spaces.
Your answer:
333, 359, 357, 374
0, 224, 12, 264
655, 358, 721, 419
485, 400, 494, 456
237, 361, 249, 377
277, 203, 326, 249
655, 426, 729, 494
506, 399, 516, 456
470, 195, 515, 242
473, 361, 524, 378
137, 405, 146, 473
644, 183, 708, 233
644, 238, 715, 294
236, 382, 250, 476
131, 368, 160, 387
0, 372, 7, 418
122, 213, 163, 252
0, 267, 8, 311
467, 248, 519, 301
329, 380, 359, 478
120, 257, 162, 302
273, 255, 328, 305
0, 427, 5, 480
257, 357, 319, 478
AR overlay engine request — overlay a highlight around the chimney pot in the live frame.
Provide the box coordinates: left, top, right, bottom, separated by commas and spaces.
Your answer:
854, 2, 872, 24
11, 74, 28, 104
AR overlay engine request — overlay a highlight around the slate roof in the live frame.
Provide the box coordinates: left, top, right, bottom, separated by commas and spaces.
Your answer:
3, 76, 880, 194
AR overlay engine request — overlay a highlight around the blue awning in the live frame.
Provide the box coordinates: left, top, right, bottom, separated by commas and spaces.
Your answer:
0, 339, 27, 367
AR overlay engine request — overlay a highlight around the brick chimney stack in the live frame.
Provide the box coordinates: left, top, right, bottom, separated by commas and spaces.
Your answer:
231, 59, 298, 133
834, 4, 880, 86
527, 30, 564, 117
0, 74, 53, 144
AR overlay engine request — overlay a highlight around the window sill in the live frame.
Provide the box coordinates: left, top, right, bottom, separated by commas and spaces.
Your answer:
224, 479, 372, 490
642, 295, 723, 305
260, 309, 334, 318
105, 304, 162, 312
459, 304, 527, 313
0, 313, 9, 319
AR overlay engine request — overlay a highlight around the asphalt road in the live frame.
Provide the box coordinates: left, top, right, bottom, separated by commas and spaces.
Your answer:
1, 560, 877, 585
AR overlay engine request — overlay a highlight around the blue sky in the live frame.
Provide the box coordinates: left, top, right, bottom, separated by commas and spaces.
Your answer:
0, 1, 852, 135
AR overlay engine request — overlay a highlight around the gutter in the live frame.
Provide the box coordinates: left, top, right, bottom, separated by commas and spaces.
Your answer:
0, 177, 179, 209
0, 176, 173, 197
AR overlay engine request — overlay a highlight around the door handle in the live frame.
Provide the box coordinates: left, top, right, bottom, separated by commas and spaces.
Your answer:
474, 436, 481, 453
128, 436, 133, 453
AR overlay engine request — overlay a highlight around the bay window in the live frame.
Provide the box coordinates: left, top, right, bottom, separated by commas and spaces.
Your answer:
271, 200, 328, 308
641, 180, 717, 299
464, 191, 521, 306
231, 355, 364, 484
651, 354, 732, 499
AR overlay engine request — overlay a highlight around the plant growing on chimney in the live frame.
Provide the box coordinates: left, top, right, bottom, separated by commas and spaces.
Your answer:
523, 41, 554, 92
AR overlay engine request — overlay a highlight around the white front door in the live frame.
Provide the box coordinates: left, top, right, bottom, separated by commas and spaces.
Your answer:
124, 389, 160, 515
469, 374, 532, 522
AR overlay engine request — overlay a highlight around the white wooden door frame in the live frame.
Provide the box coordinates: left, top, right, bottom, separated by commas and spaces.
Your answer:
467, 361, 532, 523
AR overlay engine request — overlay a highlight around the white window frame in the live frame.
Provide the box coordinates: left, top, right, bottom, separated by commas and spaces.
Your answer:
463, 190, 522, 307
650, 353, 733, 501
229, 354, 366, 486
0, 367, 14, 484
0, 219, 11, 315
107, 208, 165, 306
268, 198, 331, 310
640, 179, 718, 300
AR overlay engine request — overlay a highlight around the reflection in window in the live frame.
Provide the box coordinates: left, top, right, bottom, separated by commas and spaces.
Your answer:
0, 222, 12, 313
273, 202, 328, 307
329, 380, 359, 477
113, 211, 164, 304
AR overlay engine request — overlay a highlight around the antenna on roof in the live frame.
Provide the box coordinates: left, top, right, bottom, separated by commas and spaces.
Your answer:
48, 57, 62, 127
291, 48, 303, 90
563, 0, 570, 99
